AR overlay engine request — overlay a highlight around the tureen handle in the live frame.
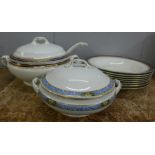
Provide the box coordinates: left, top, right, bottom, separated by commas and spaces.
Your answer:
1, 55, 9, 67
114, 80, 122, 95
32, 37, 50, 45
32, 77, 40, 94
68, 55, 79, 61
67, 58, 91, 68
66, 42, 88, 54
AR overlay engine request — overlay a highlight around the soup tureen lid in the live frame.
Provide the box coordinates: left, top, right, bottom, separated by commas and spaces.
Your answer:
11, 37, 66, 61
40, 58, 115, 99
10, 37, 88, 64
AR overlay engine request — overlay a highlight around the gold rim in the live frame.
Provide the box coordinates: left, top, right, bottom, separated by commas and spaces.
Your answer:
104, 72, 153, 79
122, 84, 149, 90
122, 81, 150, 87
88, 55, 154, 75
40, 80, 116, 100
10, 53, 69, 62
102, 69, 153, 77
122, 82, 150, 87
117, 80, 150, 85
9, 59, 70, 68
107, 75, 151, 83
108, 78, 151, 83
108, 74, 151, 79
9, 56, 70, 66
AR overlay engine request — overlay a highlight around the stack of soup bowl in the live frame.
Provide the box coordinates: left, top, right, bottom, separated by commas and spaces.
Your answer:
1, 37, 88, 86
32, 58, 121, 117
88, 56, 154, 90
1, 37, 122, 117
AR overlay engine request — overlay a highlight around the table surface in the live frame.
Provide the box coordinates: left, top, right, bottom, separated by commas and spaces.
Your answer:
0, 68, 155, 122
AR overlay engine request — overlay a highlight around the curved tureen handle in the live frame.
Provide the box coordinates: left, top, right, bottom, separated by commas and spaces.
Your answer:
114, 80, 122, 95
32, 77, 40, 94
151, 68, 154, 75
1, 55, 9, 67
67, 58, 91, 68
68, 55, 79, 61
32, 37, 50, 45
66, 42, 88, 54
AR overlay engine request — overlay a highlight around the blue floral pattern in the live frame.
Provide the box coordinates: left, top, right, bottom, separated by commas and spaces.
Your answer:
39, 92, 115, 111
41, 78, 114, 97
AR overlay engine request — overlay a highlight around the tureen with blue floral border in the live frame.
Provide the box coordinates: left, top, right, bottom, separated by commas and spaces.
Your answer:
32, 58, 122, 117
35, 58, 118, 99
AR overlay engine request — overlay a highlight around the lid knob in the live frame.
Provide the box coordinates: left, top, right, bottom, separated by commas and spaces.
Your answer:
32, 37, 50, 45
66, 57, 91, 68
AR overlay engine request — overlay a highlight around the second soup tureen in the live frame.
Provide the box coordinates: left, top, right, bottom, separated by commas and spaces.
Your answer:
32, 58, 121, 117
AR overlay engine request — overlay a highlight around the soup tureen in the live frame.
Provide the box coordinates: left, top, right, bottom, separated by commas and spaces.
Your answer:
32, 58, 121, 117
1, 37, 88, 86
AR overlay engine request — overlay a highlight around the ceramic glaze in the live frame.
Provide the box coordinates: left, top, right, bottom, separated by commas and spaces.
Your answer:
32, 77, 121, 117
88, 56, 151, 74
1, 55, 77, 86
39, 82, 116, 105
39, 91, 115, 117
88, 56, 153, 90
13, 37, 66, 60
7, 61, 56, 86
45, 66, 110, 91
11, 37, 88, 62
41, 59, 114, 98
0, 37, 88, 86
41, 77, 114, 98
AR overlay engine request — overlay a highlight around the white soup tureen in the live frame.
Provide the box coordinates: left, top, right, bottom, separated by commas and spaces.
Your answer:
1, 37, 88, 86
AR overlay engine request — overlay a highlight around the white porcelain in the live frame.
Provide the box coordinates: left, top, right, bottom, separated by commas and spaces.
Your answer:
9, 54, 73, 66
88, 56, 151, 74
14, 37, 66, 60
32, 77, 121, 117
40, 58, 116, 99
1, 55, 77, 86
11, 37, 88, 62
1, 36, 88, 86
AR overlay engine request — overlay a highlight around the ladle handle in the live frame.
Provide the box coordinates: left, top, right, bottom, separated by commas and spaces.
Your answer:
66, 42, 88, 54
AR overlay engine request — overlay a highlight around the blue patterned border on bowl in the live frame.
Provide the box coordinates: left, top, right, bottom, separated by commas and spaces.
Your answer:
41, 78, 114, 97
39, 92, 115, 111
